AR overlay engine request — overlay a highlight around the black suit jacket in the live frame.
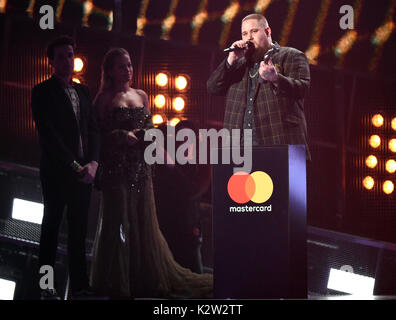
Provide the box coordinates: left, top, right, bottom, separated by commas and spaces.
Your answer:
31, 76, 100, 174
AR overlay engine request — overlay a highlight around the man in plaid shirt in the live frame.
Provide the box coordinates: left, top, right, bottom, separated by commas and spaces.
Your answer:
207, 13, 311, 160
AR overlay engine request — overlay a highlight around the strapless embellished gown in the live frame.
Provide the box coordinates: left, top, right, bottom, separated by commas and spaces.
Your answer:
90, 106, 213, 298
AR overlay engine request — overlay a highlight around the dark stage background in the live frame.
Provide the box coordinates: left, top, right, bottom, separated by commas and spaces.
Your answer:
0, 0, 395, 276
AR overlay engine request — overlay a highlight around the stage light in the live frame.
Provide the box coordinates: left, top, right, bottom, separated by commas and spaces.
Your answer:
371, 114, 384, 128
136, 0, 150, 36
0, 278, 16, 300
169, 117, 181, 127
192, 10, 208, 28
155, 73, 168, 87
173, 97, 185, 112
72, 78, 81, 84
369, 135, 381, 148
162, 15, 176, 40
365, 155, 378, 168
335, 30, 357, 57
327, 268, 375, 296
255, 0, 272, 13
175, 75, 188, 91
83, 0, 94, 27
386, 159, 396, 173
191, 11, 208, 44
392, 117, 396, 131
0, 0, 8, 14
363, 176, 374, 190
26, 0, 34, 17
305, 44, 320, 65
74, 57, 84, 73
278, 0, 299, 46
12, 198, 43, 224
84, 0, 94, 13
389, 139, 396, 153
371, 21, 395, 46
154, 94, 166, 108
152, 114, 165, 125
383, 180, 394, 195
136, 17, 146, 36
221, 1, 240, 23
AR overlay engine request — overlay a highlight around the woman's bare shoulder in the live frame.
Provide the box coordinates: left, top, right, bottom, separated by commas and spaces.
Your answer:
134, 88, 148, 97
133, 89, 149, 108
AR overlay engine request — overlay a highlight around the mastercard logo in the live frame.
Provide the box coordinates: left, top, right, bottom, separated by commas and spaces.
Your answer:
227, 171, 274, 204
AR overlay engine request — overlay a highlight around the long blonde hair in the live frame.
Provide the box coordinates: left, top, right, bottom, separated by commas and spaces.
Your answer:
98, 47, 132, 92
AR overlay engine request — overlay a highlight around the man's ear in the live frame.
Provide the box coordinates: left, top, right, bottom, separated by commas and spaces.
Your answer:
265, 27, 271, 37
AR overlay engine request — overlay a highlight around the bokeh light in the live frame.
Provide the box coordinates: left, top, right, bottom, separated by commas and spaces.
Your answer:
74, 57, 84, 72
389, 139, 396, 153
175, 75, 188, 91
173, 97, 185, 111
386, 159, 396, 173
369, 135, 381, 148
391, 117, 396, 131
155, 73, 168, 87
363, 176, 375, 190
152, 114, 165, 125
169, 117, 181, 127
371, 114, 384, 127
154, 94, 166, 108
383, 180, 394, 195
365, 155, 378, 168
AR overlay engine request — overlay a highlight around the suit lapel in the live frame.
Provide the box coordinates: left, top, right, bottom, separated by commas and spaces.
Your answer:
49, 76, 79, 132
253, 76, 261, 103
242, 66, 248, 101
235, 57, 250, 104
252, 44, 281, 103
74, 85, 87, 136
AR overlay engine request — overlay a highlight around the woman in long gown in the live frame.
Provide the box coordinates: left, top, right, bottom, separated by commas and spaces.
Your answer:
90, 48, 213, 299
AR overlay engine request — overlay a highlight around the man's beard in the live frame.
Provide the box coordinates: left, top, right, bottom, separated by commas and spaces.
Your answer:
245, 46, 266, 63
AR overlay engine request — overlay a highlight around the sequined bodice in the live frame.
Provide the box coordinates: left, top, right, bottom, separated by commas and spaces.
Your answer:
109, 106, 149, 131
100, 106, 153, 187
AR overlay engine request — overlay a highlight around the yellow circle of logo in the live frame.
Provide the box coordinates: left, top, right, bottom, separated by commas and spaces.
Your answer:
250, 171, 274, 203
227, 171, 274, 204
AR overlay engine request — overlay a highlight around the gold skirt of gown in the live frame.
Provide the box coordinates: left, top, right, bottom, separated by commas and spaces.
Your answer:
90, 166, 213, 299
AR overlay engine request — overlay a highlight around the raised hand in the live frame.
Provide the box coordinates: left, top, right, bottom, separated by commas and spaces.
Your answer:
259, 58, 279, 84
227, 40, 252, 66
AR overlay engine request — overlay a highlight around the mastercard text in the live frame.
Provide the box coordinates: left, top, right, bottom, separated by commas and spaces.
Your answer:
229, 205, 272, 212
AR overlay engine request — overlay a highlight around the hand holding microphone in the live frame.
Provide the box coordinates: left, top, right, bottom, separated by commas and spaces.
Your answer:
263, 44, 280, 64
259, 44, 280, 84
226, 40, 253, 66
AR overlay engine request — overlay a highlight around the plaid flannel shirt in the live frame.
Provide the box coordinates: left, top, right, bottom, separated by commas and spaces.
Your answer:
207, 45, 311, 160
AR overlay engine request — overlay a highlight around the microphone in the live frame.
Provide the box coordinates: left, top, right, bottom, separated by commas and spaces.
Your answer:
224, 41, 253, 53
263, 44, 280, 63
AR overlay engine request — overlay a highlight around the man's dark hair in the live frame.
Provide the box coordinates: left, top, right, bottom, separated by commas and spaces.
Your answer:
46, 36, 75, 59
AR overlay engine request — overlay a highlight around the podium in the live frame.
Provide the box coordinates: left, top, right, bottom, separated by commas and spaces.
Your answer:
212, 145, 307, 299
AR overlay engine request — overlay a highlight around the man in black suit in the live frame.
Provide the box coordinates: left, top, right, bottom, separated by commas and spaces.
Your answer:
31, 36, 100, 299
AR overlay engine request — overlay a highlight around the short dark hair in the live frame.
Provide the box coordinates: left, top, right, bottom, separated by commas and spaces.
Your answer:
46, 36, 75, 59
242, 14, 269, 29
